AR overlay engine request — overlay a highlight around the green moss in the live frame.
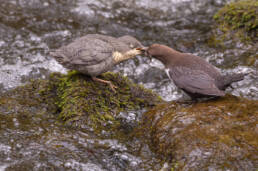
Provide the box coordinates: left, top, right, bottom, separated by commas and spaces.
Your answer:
212, 0, 257, 44
37, 71, 162, 133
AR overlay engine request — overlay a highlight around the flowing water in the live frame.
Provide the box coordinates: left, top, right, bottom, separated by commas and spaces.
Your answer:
0, 0, 257, 170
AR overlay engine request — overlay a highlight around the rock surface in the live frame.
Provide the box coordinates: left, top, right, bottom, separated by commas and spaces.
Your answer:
0, 71, 164, 170
142, 95, 258, 170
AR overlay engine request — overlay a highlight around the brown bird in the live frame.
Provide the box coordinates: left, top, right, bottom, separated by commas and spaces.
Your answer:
138, 44, 246, 98
50, 34, 143, 92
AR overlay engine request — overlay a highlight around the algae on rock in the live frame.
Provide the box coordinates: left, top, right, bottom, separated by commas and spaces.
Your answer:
141, 95, 258, 170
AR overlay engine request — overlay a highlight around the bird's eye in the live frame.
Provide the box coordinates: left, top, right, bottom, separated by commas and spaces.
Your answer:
130, 44, 134, 48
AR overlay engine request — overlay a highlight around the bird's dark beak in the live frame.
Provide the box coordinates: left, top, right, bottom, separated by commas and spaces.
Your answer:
136, 47, 150, 58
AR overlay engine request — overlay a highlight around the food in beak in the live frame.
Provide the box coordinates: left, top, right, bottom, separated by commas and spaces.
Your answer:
136, 47, 150, 58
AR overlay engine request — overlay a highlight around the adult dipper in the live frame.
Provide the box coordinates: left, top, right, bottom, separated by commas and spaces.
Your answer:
138, 44, 246, 98
50, 34, 143, 91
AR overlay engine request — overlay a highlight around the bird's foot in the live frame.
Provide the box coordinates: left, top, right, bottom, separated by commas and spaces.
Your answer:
107, 81, 118, 92
92, 77, 117, 92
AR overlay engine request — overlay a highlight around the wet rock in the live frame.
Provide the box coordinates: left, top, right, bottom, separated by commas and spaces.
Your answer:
142, 95, 258, 170
0, 71, 162, 135
0, 71, 164, 171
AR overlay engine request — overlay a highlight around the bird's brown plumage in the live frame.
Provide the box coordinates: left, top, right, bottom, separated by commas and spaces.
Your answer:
142, 44, 246, 98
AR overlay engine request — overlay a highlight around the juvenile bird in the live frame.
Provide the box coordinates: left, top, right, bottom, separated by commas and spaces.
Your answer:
50, 34, 143, 91
138, 44, 246, 99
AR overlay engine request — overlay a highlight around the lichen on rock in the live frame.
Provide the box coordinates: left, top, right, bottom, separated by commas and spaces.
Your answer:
141, 95, 258, 170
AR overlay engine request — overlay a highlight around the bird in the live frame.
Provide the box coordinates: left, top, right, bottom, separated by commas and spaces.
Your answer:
138, 44, 246, 99
50, 34, 143, 92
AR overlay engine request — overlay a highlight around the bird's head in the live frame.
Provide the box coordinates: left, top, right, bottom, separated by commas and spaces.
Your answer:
137, 44, 176, 65
117, 35, 144, 49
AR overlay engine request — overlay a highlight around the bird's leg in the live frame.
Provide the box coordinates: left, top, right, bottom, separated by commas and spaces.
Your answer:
92, 77, 117, 92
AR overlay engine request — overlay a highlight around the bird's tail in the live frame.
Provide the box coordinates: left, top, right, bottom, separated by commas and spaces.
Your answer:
218, 73, 247, 90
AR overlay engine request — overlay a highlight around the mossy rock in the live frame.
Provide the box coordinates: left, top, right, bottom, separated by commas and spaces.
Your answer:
141, 95, 258, 170
52, 71, 162, 132
209, 0, 257, 46
0, 71, 162, 135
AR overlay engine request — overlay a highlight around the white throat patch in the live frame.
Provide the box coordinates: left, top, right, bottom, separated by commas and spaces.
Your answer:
165, 68, 172, 80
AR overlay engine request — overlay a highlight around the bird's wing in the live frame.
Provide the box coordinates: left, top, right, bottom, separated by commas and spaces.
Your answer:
54, 36, 114, 66
85, 34, 131, 53
169, 67, 225, 96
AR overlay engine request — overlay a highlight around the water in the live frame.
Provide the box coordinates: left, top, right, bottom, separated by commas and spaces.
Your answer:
0, 0, 257, 170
